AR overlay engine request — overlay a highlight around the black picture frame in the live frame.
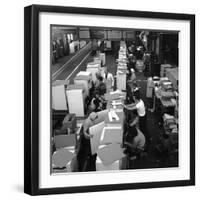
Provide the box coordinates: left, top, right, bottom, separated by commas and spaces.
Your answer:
24, 4, 195, 196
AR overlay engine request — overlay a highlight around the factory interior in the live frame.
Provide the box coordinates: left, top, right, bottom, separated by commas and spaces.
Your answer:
51, 26, 179, 173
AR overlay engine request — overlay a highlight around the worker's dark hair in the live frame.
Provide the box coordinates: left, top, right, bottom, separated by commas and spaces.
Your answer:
98, 76, 103, 81
134, 92, 141, 100
163, 133, 169, 139
133, 82, 138, 87
128, 125, 138, 137
94, 89, 100, 96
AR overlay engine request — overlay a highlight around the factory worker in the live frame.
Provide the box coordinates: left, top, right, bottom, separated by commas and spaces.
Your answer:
146, 77, 154, 98
123, 92, 149, 145
94, 71, 102, 88
126, 82, 140, 106
130, 68, 136, 82
77, 112, 98, 171
89, 91, 105, 112
132, 82, 140, 98
128, 53, 136, 69
83, 112, 98, 139
124, 125, 146, 159
149, 83, 161, 113
102, 66, 114, 93
96, 76, 107, 96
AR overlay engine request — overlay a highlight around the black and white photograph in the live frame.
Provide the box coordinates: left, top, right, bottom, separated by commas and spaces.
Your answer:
51, 26, 179, 173
0, 0, 199, 198
24, 5, 195, 195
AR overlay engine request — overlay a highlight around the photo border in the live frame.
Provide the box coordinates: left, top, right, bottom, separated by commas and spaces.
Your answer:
24, 4, 195, 195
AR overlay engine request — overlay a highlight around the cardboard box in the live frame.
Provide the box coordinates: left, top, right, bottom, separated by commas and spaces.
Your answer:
74, 75, 91, 96
54, 134, 76, 149
52, 80, 69, 110
66, 85, 85, 117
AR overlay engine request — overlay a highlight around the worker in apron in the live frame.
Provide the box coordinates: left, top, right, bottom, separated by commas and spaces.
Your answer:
102, 66, 114, 93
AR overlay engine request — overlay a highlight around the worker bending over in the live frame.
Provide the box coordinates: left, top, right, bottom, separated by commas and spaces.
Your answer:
123, 92, 149, 145
124, 124, 146, 160
89, 91, 106, 112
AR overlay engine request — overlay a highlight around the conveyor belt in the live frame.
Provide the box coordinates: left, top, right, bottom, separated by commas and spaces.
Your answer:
68, 54, 94, 84
52, 53, 76, 75
66, 53, 118, 85
52, 42, 92, 81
